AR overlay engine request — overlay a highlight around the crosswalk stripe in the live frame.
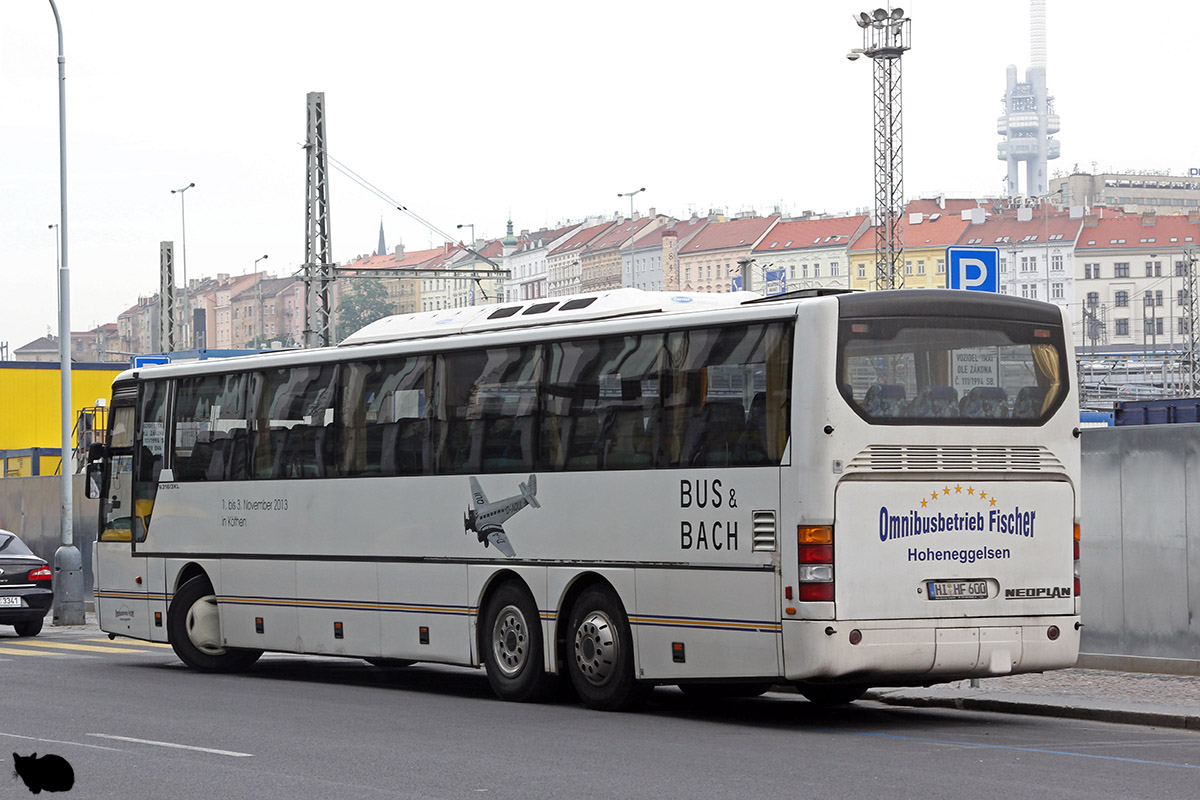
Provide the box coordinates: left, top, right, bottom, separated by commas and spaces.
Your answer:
1, 640, 164, 654
0, 647, 86, 658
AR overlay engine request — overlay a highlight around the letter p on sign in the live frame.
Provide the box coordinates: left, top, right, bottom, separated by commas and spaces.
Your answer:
947, 246, 999, 293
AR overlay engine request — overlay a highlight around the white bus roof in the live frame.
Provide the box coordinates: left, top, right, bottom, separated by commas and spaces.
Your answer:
338, 288, 763, 346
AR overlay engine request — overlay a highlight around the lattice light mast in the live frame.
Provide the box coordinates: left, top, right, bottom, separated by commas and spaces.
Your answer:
303, 91, 334, 348
1184, 250, 1199, 395
850, 7, 911, 290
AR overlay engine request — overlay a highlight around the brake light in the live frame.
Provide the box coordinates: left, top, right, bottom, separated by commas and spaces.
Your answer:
1073, 523, 1081, 597
798, 525, 834, 602
29, 567, 52, 582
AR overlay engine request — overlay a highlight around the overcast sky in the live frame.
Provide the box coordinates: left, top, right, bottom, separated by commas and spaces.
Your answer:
1, 1, 1193, 350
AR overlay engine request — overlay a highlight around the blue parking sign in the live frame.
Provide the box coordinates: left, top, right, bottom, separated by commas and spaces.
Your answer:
946, 246, 999, 293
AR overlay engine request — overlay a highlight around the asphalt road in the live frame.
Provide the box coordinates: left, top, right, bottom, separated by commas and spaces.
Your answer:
4, 624, 1199, 800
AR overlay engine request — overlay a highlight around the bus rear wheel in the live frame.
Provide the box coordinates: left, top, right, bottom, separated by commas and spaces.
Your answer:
168, 576, 261, 673
481, 582, 556, 702
566, 586, 647, 711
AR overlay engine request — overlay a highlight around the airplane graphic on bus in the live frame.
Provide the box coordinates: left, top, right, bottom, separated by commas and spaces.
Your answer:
464, 475, 540, 557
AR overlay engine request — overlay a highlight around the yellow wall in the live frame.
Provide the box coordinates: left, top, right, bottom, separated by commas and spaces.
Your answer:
849, 246, 951, 290
0, 363, 122, 476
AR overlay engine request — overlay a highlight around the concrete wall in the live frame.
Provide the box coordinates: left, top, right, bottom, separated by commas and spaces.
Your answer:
1081, 425, 1200, 659
0, 476, 97, 600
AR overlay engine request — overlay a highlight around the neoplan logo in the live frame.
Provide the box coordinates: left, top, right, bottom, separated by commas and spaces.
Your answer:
1005, 585, 1071, 599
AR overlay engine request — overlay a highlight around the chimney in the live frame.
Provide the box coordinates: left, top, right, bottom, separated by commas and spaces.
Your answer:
1083, 213, 1099, 227
1189, 210, 1200, 223
1141, 211, 1157, 226
394, 244, 405, 258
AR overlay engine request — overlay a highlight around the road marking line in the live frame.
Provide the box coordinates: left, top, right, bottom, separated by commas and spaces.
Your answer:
87, 734, 253, 758
0, 647, 77, 657
0, 731, 125, 752
83, 637, 174, 648
2, 640, 158, 654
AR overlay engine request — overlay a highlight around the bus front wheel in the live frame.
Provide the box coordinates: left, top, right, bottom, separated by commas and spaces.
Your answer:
566, 586, 647, 711
168, 576, 262, 673
481, 581, 556, 702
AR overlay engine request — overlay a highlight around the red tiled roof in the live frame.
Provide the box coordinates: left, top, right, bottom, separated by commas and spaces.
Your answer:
849, 204, 972, 252
956, 210, 1083, 247
754, 215, 868, 253
585, 217, 660, 253
1075, 212, 1200, 251
682, 217, 779, 254
549, 222, 617, 257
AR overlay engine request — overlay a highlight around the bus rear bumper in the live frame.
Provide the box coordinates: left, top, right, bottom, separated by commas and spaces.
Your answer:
781, 616, 1081, 685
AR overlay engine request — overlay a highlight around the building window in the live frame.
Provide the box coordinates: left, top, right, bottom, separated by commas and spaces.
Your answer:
1052, 282, 1064, 300
1115, 318, 1129, 336
904, 261, 912, 276
813, 264, 820, 278
1115, 291, 1129, 307
858, 264, 866, 279
830, 261, 840, 276
1179, 289, 1191, 307
1086, 292, 1099, 309
937, 259, 945, 274
917, 260, 925, 275
1146, 261, 1162, 277
1051, 254, 1063, 271
1156, 290, 1164, 307
1114, 262, 1130, 277
1177, 261, 1189, 277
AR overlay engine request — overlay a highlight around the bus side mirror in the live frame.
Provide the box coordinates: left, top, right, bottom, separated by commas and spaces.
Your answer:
87, 442, 107, 462
85, 462, 102, 500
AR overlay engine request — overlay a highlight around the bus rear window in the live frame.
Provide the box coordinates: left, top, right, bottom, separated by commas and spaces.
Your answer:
838, 317, 1067, 425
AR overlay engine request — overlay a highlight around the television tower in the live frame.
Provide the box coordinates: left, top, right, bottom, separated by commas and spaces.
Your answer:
998, 0, 1060, 197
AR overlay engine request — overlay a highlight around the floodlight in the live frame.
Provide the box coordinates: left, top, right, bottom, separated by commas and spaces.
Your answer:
891, 7, 904, 19
872, 8, 888, 21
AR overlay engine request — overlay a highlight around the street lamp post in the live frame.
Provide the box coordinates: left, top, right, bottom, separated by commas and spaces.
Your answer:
254, 254, 269, 344
456, 223, 475, 246
47, 0, 84, 626
617, 188, 645, 289
171, 182, 195, 347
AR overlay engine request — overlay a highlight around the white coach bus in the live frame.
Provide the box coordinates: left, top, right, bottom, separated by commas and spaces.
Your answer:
88, 288, 1081, 710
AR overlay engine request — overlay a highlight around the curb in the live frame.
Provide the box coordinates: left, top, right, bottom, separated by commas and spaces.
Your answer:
868, 691, 1200, 730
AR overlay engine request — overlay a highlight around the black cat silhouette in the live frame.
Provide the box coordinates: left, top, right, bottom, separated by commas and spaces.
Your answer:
12, 752, 75, 794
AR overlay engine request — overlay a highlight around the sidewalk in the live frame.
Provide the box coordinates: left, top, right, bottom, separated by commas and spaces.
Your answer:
869, 664, 1200, 729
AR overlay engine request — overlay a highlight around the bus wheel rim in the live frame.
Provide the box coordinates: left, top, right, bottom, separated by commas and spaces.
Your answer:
185, 594, 228, 656
573, 610, 617, 687
491, 604, 530, 678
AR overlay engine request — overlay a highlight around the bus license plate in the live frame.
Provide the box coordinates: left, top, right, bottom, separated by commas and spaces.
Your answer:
927, 580, 988, 600
0, 596, 22, 607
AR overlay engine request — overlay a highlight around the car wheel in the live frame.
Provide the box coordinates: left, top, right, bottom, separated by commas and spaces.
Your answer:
481, 581, 556, 702
566, 585, 647, 711
167, 576, 262, 672
13, 617, 44, 637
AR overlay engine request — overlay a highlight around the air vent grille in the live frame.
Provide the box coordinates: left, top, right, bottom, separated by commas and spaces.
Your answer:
846, 444, 1064, 473
752, 510, 777, 552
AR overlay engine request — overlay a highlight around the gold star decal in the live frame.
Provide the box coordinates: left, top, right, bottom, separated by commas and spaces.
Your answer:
921, 499, 928, 507
954, 484, 962, 493
943, 487, 950, 495
967, 486, 975, 495
990, 498, 997, 506
979, 491, 988, 500
931, 491, 938, 500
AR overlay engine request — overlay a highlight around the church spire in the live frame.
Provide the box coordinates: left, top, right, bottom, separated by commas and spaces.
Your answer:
376, 218, 387, 257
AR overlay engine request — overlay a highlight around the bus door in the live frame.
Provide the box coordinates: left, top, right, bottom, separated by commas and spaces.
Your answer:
93, 381, 169, 641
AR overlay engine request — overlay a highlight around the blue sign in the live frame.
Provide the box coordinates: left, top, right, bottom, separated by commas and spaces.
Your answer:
764, 268, 787, 296
132, 355, 170, 368
946, 246, 1000, 293
732, 276, 743, 291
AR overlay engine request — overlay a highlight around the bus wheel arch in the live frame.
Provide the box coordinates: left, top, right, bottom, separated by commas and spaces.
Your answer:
477, 573, 555, 702
167, 574, 261, 673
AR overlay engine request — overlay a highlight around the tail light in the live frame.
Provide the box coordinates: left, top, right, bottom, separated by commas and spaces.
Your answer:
29, 567, 53, 582
1073, 523, 1081, 597
798, 525, 834, 602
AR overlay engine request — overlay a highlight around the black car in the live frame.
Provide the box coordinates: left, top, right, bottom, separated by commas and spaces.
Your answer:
0, 530, 53, 637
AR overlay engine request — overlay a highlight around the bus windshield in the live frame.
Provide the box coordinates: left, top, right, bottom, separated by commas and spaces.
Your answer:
838, 315, 1067, 425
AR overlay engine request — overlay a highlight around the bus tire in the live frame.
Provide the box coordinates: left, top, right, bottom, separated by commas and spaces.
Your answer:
797, 683, 868, 706
481, 582, 556, 703
13, 617, 43, 637
168, 576, 262, 673
566, 586, 647, 711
